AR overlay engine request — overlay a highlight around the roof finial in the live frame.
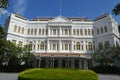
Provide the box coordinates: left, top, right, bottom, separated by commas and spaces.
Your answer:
59, 0, 62, 16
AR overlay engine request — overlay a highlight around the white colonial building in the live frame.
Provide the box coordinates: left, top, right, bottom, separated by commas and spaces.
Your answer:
4, 14, 119, 69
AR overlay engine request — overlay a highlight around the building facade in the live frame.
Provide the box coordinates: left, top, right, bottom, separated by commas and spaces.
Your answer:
4, 14, 119, 69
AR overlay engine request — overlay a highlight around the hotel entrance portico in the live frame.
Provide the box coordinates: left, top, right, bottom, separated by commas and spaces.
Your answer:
34, 53, 89, 69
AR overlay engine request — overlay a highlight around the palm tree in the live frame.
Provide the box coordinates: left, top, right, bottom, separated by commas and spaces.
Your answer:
112, 3, 120, 15
0, 0, 9, 9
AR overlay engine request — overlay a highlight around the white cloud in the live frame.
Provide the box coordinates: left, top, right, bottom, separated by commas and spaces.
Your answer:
1, 9, 10, 16
13, 0, 27, 15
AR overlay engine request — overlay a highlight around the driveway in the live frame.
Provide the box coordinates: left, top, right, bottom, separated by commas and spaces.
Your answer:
0, 73, 120, 80
0, 73, 18, 80
98, 74, 120, 80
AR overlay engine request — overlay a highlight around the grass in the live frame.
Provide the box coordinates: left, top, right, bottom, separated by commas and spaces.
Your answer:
18, 68, 98, 80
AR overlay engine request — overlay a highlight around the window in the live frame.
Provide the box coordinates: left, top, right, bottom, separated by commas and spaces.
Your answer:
22, 28, 24, 34
53, 29, 56, 35
73, 29, 75, 35
65, 44, 68, 50
92, 29, 94, 35
42, 29, 44, 35
77, 29, 79, 35
65, 29, 68, 35
39, 29, 41, 35
46, 29, 48, 35
76, 42, 80, 50
104, 26, 107, 32
53, 44, 56, 50
85, 29, 87, 35
80, 29, 83, 35
18, 41, 23, 48
88, 42, 92, 50
28, 28, 30, 35
18, 26, 21, 33
104, 41, 110, 49
98, 42, 103, 49
12, 40, 16, 45
29, 42, 33, 50
14, 25, 17, 32
40, 42, 44, 50
31, 28, 33, 35
101, 27, 103, 33
97, 28, 99, 34
34, 28, 37, 35
88, 29, 90, 35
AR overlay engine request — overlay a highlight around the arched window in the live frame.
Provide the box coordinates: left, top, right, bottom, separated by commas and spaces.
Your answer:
80, 29, 83, 35
88, 42, 92, 50
14, 25, 17, 32
101, 27, 103, 33
18, 26, 21, 33
40, 42, 44, 50
31, 28, 33, 35
85, 29, 87, 35
28, 28, 30, 35
88, 29, 91, 35
97, 28, 99, 34
104, 26, 107, 32
22, 27, 24, 34
65, 44, 68, 50
76, 42, 80, 50
98, 42, 103, 49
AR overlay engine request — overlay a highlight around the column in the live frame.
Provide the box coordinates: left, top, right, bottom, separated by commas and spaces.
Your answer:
71, 59, 75, 68
48, 26, 50, 35
83, 59, 88, 70
58, 59, 62, 68
45, 59, 49, 68
38, 57, 41, 68
59, 40, 62, 52
83, 41, 86, 51
71, 41, 74, 52
35, 41, 38, 51
79, 60, 82, 69
47, 40, 50, 52
59, 26, 61, 35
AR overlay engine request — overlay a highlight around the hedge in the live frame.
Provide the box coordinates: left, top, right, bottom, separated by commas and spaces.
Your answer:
18, 68, 98, 80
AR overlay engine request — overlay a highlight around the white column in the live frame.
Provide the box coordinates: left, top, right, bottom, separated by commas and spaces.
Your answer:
83, 41, 86, 51
59, 40, 62, 52
48, 26, 50, 35
59, 26, 61, 35
71, 41, 73, 52
71, 27, 73, 36
47, 40, 50, 52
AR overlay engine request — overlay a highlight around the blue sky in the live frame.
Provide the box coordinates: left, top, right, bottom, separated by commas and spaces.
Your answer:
0, 0, 120, 26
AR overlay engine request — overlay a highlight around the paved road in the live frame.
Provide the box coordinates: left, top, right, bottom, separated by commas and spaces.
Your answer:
98, 74, 120, 80
0, 73, 18, 80
0, 73, 120, 80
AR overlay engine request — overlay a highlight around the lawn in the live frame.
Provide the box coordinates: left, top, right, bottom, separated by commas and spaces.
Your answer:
18, 68, 98, 80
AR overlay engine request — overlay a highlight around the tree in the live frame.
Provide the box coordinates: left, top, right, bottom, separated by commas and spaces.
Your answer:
0, 0, 9, 9
91, 46, 120, 66
112, 3, 120, 15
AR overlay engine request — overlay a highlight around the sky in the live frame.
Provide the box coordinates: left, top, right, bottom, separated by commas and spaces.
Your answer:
0, 0, 120, 26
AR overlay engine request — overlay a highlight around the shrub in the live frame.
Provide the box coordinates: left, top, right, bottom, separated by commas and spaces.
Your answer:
18, 68, 98, 80
90, 65, 120, 74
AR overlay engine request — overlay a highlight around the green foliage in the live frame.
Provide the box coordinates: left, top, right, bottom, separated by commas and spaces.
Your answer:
0, 0, 9, 9
112, 3, 120, 15
90, 65, 120, 74
18, 68, 98, 80
91, 46, 120, 66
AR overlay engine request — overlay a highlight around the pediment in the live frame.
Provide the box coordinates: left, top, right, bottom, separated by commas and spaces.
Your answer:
50, 16, 70, 22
